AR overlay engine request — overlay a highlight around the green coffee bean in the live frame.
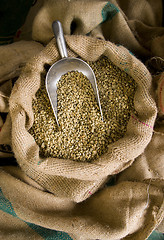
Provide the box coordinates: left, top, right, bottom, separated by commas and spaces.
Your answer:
29, 56, 136, 162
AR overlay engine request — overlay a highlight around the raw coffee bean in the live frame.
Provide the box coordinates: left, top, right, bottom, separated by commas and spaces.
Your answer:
29, 56, 136, 162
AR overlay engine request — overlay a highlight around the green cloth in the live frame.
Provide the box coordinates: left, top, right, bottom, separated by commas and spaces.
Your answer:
148, 231, 164, 240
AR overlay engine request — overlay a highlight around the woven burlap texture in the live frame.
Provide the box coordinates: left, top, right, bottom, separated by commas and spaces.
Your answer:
9, 35, 157, 202
0, 165, 164, 240
32, 0, 164, 59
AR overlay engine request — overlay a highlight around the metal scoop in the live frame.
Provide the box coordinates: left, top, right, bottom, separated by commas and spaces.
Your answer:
45, 20, 103, 126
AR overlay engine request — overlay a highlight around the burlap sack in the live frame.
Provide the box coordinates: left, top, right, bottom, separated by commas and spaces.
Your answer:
0, 78, 12, 156
0, 165, 163, 240
158, 72, 164, 115
117, 119, 164, 234
0, 40, 43, 157
0, 40, 43, 81
117, 126, 164, 185
32, 0, 164, 59
0, 79, 11, 113
9, 35, 157, 203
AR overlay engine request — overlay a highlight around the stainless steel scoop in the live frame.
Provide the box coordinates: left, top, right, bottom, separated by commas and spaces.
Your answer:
45, 20, 103, 126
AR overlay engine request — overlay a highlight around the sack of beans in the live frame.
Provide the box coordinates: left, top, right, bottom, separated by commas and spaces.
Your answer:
9, 35, 157, 202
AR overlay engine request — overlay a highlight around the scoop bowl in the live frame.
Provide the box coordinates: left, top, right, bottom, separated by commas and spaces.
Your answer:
45, 20, 103, 126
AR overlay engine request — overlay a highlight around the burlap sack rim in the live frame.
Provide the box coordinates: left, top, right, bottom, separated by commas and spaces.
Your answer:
9, 35, 157, 182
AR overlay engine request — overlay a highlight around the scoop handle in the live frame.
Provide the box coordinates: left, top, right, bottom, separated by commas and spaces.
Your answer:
52, 20, 68, 58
